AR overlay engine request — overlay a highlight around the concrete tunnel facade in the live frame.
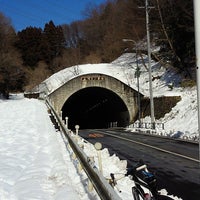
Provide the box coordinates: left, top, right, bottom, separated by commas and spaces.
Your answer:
47, 73, 140, 129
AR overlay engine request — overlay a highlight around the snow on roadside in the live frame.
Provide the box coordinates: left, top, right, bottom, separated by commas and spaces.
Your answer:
0, 95, 96, 200
72, 132, 182, 200
136, 87, 199, 141
159, 87, 198, 139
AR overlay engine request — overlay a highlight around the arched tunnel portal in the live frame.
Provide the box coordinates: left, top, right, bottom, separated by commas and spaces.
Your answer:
47, 73, 139, 129
62, 87, 130, 129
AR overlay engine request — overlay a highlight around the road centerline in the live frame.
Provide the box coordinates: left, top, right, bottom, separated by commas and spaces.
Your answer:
99, 131, 200, 163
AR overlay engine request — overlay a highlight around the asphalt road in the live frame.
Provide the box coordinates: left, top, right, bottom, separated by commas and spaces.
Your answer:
78, 129, 200, 200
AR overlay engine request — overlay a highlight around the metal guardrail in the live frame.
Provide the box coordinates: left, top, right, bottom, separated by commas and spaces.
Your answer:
129, 122, 199, 144
131, 122, 164, 129
45, 99, 121, 200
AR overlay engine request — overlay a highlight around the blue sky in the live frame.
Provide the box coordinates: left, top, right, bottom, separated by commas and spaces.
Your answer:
0, 0, 106, 31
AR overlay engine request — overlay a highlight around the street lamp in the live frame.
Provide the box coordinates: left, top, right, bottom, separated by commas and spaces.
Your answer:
123, 33, 155, 129
122, 39, 141, 126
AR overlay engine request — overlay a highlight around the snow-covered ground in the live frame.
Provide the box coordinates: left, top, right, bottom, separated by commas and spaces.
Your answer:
0, 95, 98, 200
0, 53, 199, 199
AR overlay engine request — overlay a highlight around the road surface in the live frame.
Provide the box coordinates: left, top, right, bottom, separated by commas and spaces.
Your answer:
79, 129, 200, 200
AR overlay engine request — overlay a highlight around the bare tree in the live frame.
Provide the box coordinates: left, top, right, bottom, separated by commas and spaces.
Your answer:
152, 0, 194, 76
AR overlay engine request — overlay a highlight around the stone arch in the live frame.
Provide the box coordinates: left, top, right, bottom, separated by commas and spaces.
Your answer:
48, 73, 139, 127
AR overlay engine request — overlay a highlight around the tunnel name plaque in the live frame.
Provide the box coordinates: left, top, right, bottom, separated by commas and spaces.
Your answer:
81, 76, 105, 81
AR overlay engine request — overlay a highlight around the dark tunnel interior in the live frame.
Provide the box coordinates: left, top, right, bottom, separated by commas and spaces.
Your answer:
62, 87, 130, 130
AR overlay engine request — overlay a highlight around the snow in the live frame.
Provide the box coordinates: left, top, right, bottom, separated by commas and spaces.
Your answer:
0, 95, 93, 200
0, 53, 199, 199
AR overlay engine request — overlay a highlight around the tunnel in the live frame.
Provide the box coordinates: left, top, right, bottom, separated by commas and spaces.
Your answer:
61, 87, 130, 130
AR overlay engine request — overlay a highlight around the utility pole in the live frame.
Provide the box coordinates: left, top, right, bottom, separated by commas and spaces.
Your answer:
140, 0, 155, 128
193, 0, 200, 164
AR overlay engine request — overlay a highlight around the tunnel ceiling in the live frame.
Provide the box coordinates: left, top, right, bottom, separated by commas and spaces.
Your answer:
62, 87, 129, 129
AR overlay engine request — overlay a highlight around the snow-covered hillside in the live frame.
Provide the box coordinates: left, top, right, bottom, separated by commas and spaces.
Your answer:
38, 53, 199, 141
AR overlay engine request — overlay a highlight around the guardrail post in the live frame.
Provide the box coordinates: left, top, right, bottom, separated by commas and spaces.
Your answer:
88, 179, 94, 192
88, 156, 95, 192
67, 143, 71, 150
72, 152, 76, 160
78, 161, 83, 173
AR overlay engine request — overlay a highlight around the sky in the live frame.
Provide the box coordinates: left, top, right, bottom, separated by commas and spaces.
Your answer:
0, 53, 198, 199
0, 0, 106, 31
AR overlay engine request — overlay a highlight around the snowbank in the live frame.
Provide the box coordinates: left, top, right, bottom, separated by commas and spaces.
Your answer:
0, 95, 95, 200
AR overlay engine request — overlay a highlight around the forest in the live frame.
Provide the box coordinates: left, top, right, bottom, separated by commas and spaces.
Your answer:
0, 0, 194, 98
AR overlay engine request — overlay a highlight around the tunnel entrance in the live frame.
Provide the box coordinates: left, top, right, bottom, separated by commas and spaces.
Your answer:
62, 87, 130, 130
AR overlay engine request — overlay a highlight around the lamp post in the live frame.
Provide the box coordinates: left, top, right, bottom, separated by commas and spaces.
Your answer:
122, 39, 141, 126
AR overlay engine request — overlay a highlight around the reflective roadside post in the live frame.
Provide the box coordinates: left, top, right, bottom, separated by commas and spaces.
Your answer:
65, 116, 68, 129
75, 125, 79, 139
75, 125, 79, 135
94, 142, 103, 174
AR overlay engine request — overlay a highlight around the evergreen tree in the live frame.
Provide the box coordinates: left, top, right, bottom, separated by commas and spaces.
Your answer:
42, 21, 65, 69
0, 12, 26, 98
16, 27, 42, 67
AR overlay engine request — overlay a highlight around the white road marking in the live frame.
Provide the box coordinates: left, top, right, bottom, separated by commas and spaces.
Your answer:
102, 131, 200, 163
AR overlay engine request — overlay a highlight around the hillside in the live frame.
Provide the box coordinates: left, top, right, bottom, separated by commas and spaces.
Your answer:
113, 54, 198, 141
38, 53, 198, 141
